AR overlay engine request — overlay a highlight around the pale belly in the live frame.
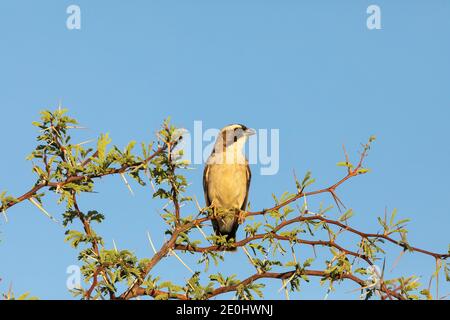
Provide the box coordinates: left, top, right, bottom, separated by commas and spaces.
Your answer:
207, 164, 248, 210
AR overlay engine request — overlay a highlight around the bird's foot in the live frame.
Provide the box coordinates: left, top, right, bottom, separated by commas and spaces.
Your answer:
238, 210, 247, 224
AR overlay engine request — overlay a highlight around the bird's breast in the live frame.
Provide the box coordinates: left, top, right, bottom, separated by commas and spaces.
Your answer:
207, 164, 248, 209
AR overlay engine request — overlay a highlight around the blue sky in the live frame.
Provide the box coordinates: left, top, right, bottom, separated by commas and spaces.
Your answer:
0, 0, 449, 299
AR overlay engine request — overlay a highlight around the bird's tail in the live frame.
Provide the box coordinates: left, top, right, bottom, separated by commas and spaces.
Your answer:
212, 216, 239, 251
213, 228, 238, 251
222, 231, 237, 252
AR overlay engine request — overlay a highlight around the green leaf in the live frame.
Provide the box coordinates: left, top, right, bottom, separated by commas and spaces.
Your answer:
389, 208, 398, 227
339, 209, 354, 222
337, 162, 353, 168
393, 219, 411, 227
356, 168, 370, 174
97, 133, 112, 160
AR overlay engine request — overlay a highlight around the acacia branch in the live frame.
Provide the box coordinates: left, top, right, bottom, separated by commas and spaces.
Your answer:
119, 217, 210, 300
72, 194, 116, 300
129, 268, 403, 300
247, 139, 372, 218
205, 269, 404, 300
0, 145, 166, 214
3, 117, 448, 301
175, 214, 448, 261
131, 287, 189, 300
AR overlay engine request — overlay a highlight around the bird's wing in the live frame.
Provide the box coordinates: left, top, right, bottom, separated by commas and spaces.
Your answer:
204, 164, 220, 235
241, 162, 251, 211
203, 164, 211, 207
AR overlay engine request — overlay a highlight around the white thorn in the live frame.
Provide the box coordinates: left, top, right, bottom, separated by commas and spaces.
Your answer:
120, 173, 134, 196
2, 210, 8, 223
282, 279, 290, 300
112, 239, 118, 253
28, 198, 59, 224
195, 225, 209, 243
242, 246, 260, 274
169, 249, 194, 274
76, 139, 95, 146
277, 272, 296, 293
147, 231, 157, 254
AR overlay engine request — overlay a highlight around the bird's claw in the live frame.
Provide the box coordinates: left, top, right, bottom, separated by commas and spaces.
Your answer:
238, 210, 247, 224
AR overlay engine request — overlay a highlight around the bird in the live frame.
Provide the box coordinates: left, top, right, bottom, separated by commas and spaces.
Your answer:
203, 124, 255, 249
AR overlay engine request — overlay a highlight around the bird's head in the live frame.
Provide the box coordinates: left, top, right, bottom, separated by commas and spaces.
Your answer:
211, 124, 255, 157
208, 124, 255, 163
219, 124, 255, 146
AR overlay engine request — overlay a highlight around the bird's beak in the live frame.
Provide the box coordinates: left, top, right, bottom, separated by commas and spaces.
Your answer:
244, 128, 256, 136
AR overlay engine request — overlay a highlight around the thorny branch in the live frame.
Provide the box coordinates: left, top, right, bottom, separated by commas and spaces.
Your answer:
1, 110, 448, 300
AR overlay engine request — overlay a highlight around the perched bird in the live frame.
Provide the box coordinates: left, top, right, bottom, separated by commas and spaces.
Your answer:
203, 124, 255, 248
